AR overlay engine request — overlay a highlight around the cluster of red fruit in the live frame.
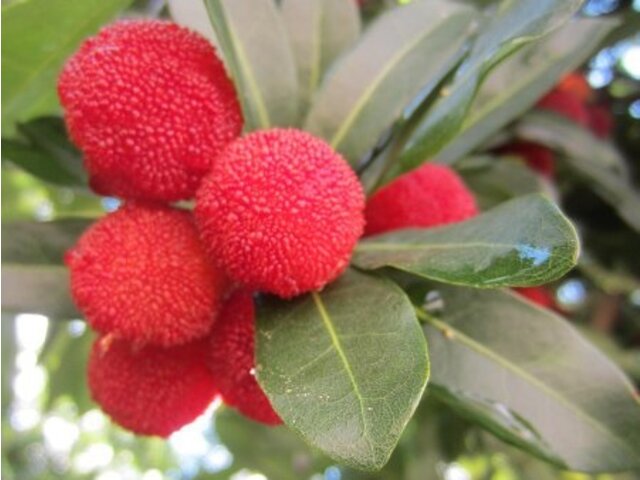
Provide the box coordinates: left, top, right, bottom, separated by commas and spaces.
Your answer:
58, 19, 489, 437
498, 72, 614, 179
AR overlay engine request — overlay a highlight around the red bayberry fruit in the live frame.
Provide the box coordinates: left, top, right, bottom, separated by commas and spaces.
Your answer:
589, 104, 614, 139
207, 292, 281, 425
514, 287, 555, 309
88, 336, 217, 437
537, 89, 590, 127
497, 141, 555, 179
364, 163, 478, 236
66, 203, 227, 347
195, 129, 365, 298
557, 72, 592, 102
58, 20, 242, 202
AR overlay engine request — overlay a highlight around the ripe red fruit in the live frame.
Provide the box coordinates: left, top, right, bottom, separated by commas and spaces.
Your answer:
364, 163, 478, 236
514, 287, 555, 310
58, 20, 242, 202
557, 72, 592, 102
66, 203, 227, 347
537, 89, 590, 127
497, 141, 555, 179
589, 104, 614, 139
195, 129, 365, 298
207, 292, 281, 425
88, 336, 217, 437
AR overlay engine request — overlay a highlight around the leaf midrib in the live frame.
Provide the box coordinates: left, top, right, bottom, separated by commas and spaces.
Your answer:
326, 10, 463, 150
311, 291, 370, 440
219, 3, 270, 129
420, 310, 640, 461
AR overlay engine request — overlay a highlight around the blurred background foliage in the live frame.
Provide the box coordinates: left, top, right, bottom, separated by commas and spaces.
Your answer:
2, 0, 640, 479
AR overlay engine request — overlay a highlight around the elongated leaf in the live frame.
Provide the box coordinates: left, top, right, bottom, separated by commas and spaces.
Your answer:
281, 0, 360, 119
516, 112, 640, 233
353, 194, 579, 288
2, 219, 90, 318
395, 0, 583, 173
2, 117, 86, 187
303, 0, 475, 164
256, 270, 429, 471
457, 156, 548, 210
1, 0, 132, 133
437, 18, 618, 164
420, 286, 640, 472
205, 0, 298, 129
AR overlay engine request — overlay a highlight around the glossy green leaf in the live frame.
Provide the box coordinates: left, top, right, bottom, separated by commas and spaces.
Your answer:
303, 0, 475, 164
281, 0, 361, 119
353, 194, 579, 288
516, 111, 640, 233
2, 117, 86, 187
395, 0, 584, 173
1, 0, 132, 133
256, 270, 429, 471
419, 286, 640, 472
436, 18, 617, 164
2, 219, 90, 318
457, 156, 548, 210
205, 0, 298, 130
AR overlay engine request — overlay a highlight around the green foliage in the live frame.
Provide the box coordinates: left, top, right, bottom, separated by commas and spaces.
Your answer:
3, 0, 640, 478
392, 0, 583, 175
204, 0, 299, 130
1, 0, 133, 133
437, 17, 618, 164
2, 219, 90, 318
256, 270, 428, 470
2, 117, 86, 188
354, 194, 579, 287
516, 111, 640, 233
281, 0, 361, 118
420, 286, 640, 472
303, 0, 475, 164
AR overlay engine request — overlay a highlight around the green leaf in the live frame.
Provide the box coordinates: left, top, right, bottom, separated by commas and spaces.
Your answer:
394, 0, 584, 173
303, 0, 475, 165
436, 17, 617, 164
419, 286, 640, 472
516, 111, 640, 233
2, 219, 90, 318
353, 194, 579, 288
457, 156, 548, 210
205, 0, 299, 130
281, 0, 361, 120
1, 0, 132, 133
2, 117, 86, 187
256, 270, 429, 471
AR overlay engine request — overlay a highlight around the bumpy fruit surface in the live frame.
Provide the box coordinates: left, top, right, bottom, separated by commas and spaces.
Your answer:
364, 163, 478, 236
58, 20, 242, 201
498, 141, 555, 179
207, 292, 281, 425
514, 287, 555, 310
66, 203, 227, 347
196, 129, 365, 298
537, 89, 590, 127
88, 336, 217, 437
